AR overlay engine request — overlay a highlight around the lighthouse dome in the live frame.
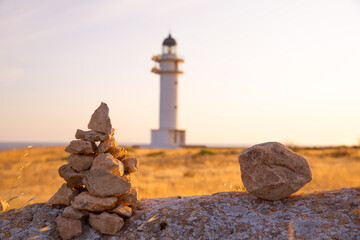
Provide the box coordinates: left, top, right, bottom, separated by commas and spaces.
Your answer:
163, 34, 177, 46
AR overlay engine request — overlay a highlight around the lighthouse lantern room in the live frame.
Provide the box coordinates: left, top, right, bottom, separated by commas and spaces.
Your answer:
150, 34, 186, 148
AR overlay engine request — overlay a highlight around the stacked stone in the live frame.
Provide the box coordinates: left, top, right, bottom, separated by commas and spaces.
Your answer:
47, 102, 139, 240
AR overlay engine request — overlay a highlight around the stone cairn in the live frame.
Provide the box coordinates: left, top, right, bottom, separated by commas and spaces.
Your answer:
47, 102, 139, 240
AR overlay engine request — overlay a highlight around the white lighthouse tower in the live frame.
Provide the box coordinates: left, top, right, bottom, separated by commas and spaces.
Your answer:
150, 34, 186, 148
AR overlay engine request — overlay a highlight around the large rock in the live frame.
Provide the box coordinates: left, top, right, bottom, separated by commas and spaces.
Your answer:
90, 153, 124, 176
0, 197, 8, 212
83, 169, 131, 197
65, 140, 95, 155
88, 102, 112, 135
56, 215, 82, 240
61, 206, 88, 219
59, 164, 88, 188
96, 136, 117, 153
238, 142, 312, 200
116, 187, 139, 206
122, 157, 139, 173
75, 129, 110, 142
68, 154, 94, 172
89, 212, 124, 235
71, 192, 117, 212
1, 188, 360, 239
47, 183, 78, 206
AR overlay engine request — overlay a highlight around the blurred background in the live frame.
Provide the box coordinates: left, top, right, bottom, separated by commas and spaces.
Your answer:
1, 0, 360, 147
1, 146, 360, 210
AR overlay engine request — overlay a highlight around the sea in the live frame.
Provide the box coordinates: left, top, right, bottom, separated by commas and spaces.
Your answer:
0, 142, 67, 151
0, 142, 250, 151
0, 141, 142, 151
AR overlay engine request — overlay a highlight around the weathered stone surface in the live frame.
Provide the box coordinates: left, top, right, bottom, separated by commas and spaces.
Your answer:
59, 164, 88, 188
112, 204, 132, 218
68, 154, 94, 172
83, 169, 131, 197
88, 102, 112, 135
1, 188, 359, 239
47, 183, 78, 206
96, 136, 117, 153
71, 192, 117, 212
239, 142, 312, 200
122, 157, 139, 173
61, 206, 88, 219
107, 146, 127, 160
117, 187, 139, 206
89, 212, 124, 235
75, 129, 110, 142
56, 215, 82, 240
65, 140, 95, 155
90, 153, 124, 176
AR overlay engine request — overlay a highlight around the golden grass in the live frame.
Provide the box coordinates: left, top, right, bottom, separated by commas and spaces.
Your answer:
0, 146, 359, 210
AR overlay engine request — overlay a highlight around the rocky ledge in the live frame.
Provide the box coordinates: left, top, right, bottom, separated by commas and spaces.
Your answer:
1, 188, 359, 240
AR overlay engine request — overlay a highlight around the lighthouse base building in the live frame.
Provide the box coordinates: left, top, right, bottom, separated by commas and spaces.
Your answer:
149, 34, 186, 149
151, 129, 186, 148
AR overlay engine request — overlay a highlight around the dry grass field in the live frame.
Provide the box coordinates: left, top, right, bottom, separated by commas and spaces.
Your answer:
0, 146, 360, 210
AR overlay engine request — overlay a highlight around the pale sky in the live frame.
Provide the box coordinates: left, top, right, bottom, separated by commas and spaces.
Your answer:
1, 0, 360, 146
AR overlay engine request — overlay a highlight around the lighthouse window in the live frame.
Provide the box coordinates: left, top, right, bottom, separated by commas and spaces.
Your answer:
163, 46, 177, 54
175, 81, 178, 85
174, 106, 177, 109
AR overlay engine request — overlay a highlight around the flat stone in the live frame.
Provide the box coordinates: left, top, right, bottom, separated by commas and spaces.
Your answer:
56, 215, 82, 240
238, 142, 312, 200
65, 140, 95, 155
91, 153, 124, 176
96, 136, 117, 153
47, 183, 78, 206
122, 157, 139, 173
88, 102, 112, 135
61, 206, 88, 219
107, 146, 127, 160
83, 168, 131, 197
117, 187, 139, 206
75, 129, 110, 142
68, 154, 94, 172
112, 204, 132, 218
89, 212, 124, 235
0, 197, 8, 212
71, 192, 117, 212
59, 164, 88, 188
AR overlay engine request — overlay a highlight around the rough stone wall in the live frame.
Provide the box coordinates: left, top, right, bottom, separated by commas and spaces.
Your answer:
1, 188, 359, 239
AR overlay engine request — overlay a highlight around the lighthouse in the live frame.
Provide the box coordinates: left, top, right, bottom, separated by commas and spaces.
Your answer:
150, 34, 186, 148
